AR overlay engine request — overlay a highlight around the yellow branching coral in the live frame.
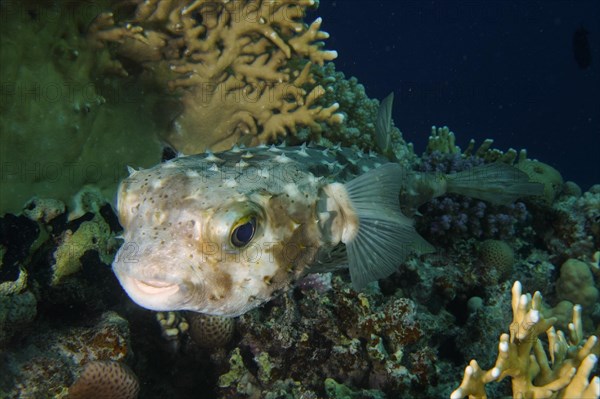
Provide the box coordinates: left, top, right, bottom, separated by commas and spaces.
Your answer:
451, 281, 599, 399
89, 0, 343, 154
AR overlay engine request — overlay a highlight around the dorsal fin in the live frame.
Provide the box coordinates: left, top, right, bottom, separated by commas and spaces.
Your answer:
375, 92, 394, 156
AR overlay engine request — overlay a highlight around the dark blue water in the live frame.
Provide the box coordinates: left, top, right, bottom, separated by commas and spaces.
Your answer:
313, 0, 600, 190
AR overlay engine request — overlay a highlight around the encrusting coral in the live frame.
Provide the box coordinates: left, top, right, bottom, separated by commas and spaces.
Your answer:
188, 312, 235, 349
68, 360, 139, 399
478, 239, 514, 281
90, 0, 344, 154
451, 281, 599, 399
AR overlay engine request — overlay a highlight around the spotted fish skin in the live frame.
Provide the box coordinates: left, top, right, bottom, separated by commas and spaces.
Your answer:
112, 143, 424, 317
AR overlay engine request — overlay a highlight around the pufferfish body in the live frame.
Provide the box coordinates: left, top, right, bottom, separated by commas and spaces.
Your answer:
112, 143, 435, 317
113, 92, 544, 317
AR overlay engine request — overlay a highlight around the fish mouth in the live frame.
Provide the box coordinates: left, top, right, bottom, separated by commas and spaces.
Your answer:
115, 272, 184, 311
131, 279, 180, 296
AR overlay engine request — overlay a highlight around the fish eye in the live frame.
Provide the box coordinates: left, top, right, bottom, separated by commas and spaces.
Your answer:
230, 216, 256, 248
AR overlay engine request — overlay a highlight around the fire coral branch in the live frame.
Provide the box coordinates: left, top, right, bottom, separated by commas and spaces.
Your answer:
88, 0, 343, 154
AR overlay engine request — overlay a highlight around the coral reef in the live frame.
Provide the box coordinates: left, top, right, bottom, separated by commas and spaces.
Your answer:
541, 184, 600, 262
1, 212, 39, 346
22, 197, 65, 224
478, 239, 515, 281
516, 159, 564, 204
0, 289, 36, 347
90, 0, 343, 154
433, 126, 528, 165
296, 272, 333, 294
188, 313, 235, 349
294, 63, 416, 166
1, 311, 133, 398
413, 146, 540, 246
451, 282, 599, 399
52, 213, 116, 285
324, 378, 385, 399
0, 2, 597, 399
419, 195, 530, 244
426, 126, 462, 155
156, 311, 190, 352
556, 259, 599, 309
211, 276, 453, 397
68, 360, 140, 399
0, 1, 163, 215
0, 132, 597, 397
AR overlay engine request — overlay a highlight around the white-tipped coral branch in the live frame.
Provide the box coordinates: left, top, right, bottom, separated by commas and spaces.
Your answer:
451, 281, 599, 399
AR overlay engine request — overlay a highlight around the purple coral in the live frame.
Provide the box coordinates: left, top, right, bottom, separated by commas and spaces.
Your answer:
419, 151, 484, 174
417, 152, 532, 244
422, 195, 530, 244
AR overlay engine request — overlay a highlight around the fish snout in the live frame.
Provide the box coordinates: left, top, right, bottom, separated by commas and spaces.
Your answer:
112, 255, 195, 311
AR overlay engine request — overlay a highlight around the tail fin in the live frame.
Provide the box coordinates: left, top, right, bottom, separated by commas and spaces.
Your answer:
446, 163, 544, 205
344, 163, 434, 290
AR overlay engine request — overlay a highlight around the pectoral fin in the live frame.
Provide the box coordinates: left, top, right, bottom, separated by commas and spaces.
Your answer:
343, 163, 434, 290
